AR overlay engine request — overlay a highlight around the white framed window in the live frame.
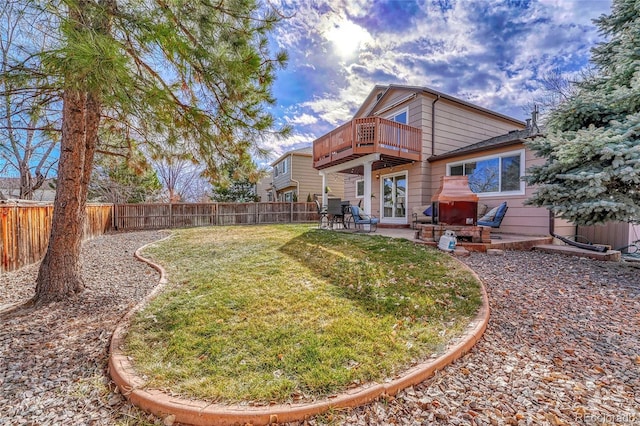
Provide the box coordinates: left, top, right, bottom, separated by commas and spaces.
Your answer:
355, 179, 365, 198
446, 149, 525, 196
386, 107, 408, 124
284, 191, 293, 202
274, 165, 279, 177
282, 158, 288, 174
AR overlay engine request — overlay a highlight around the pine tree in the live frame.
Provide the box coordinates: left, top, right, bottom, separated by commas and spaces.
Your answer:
526, 0, 640, 225
2, 0, 289, 304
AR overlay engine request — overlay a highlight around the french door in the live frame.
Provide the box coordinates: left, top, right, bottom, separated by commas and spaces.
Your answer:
381, 173, 407, 223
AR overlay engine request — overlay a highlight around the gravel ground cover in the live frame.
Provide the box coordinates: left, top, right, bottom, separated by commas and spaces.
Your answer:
0, 231, 166, 426
298, 251, 640, 426
1, 231, 639, 426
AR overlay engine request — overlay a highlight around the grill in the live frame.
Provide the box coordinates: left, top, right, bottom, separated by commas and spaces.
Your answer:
431, 176, 479, 226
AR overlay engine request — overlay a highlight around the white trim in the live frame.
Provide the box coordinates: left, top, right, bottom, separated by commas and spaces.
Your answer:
379, 170, 408, 224
317, 153, 381, 175
445, 149, 525, 197
385, 107, 409, 124
374, 94, 416, 116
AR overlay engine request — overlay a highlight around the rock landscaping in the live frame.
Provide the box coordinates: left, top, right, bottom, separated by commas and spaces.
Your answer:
1, 231, 639, 425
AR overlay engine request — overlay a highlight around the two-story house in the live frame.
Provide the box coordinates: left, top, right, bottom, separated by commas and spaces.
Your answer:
270, 147, 345, 202
312, 84, 576, 238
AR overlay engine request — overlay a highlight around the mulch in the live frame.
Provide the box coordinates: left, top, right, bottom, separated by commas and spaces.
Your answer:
1, 231, 639, 425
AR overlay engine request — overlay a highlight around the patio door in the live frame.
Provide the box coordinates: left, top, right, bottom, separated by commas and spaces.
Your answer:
381, 172, 407, 223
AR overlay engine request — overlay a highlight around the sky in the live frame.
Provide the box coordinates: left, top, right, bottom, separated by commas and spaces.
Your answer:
261, 0, 613, 163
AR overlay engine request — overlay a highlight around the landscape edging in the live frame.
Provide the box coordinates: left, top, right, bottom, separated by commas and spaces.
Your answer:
109, 240, 490, 426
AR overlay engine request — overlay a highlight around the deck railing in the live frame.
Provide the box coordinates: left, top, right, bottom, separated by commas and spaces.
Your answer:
313, 116, 422, 168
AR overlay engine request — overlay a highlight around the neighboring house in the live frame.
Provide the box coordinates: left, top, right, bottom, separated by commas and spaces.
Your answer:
312, 84, 575, 237
0, 177, 56, 202
270, 147, 344, 202
255, 171, 273, 202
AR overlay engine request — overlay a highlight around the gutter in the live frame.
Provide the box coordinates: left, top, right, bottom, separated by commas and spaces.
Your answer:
290, 153, 300, 200
431, 95, 441, 156
427, 138, 527, 162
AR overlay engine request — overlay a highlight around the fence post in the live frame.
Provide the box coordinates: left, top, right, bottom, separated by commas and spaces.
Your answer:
254, 202, 259, 224
214, 203, 218, 225
290, 202, 294, 223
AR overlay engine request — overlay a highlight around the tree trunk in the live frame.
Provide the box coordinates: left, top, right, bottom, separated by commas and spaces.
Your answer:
33, 89, 100, 304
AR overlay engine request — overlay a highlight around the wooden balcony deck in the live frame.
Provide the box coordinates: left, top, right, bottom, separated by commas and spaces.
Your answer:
313, 117, 422, 170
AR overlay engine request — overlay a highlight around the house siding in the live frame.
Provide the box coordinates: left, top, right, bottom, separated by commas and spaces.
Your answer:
273, 153, 345, 202
348, 88, 525, 226
577, 222, 640, 250
430, 143, 573, 237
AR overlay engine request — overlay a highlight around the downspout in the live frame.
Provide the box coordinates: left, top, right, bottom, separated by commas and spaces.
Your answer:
289, 154, 300, 200
431, 95, 441, 156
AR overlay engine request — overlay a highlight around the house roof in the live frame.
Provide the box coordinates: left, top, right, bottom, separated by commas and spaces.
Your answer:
427, 126, 543, 162
354, 84, 525, 126
270, 146, 312, 166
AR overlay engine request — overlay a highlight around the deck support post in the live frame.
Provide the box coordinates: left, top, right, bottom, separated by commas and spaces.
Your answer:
320, 172, 327, 207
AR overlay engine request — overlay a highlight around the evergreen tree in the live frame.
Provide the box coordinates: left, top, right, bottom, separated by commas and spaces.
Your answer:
211, 158, 263, 202
526, 0, 640, 225
2, 0, 288, 304
90, 151, 162, 203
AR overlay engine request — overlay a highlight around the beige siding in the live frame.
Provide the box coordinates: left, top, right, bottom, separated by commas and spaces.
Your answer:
432, 99, 525, 156
372, 88, 416, 112
255, 172, 273, 202
288, 154, 345, 201
325, 86, 528, 226
577, 222, 639, 249
430, 143, 558, 236
271, 156, 291, 193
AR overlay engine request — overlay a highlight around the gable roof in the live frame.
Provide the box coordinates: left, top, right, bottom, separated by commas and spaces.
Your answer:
270, 146, 313, 166
354, 84, 525, 126
427, 127, 543, 162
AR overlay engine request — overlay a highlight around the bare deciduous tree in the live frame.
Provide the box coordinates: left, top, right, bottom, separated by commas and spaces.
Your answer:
0, 2, 59, 200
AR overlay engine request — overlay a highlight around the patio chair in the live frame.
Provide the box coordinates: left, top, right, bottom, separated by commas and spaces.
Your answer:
349, 205, 379, 232
478, 202, 508, 231
327, 198, 345, 229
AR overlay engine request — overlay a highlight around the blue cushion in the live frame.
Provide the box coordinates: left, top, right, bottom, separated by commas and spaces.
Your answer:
423, 205, 432, 216
494, 202, 508, 219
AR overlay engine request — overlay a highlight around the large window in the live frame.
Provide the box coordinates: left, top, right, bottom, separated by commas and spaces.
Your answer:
447, 150, 524, 195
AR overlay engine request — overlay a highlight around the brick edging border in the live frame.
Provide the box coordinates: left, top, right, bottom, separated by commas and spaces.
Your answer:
109, 241, 490, 426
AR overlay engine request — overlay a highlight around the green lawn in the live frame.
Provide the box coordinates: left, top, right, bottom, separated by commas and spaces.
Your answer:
125, 224, 482, 404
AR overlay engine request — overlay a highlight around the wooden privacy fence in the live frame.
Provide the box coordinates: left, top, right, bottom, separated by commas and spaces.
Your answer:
113, 202, 318, 230
0, 203, 113, 273
1, 202, 318, 272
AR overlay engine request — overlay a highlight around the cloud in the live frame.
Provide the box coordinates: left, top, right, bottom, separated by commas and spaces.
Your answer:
258, 130, 316, 164
269, 0, 611, 137
286, 113, 318, 126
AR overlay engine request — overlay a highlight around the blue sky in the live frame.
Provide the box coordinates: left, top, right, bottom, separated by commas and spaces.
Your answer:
261, 0, 612, 162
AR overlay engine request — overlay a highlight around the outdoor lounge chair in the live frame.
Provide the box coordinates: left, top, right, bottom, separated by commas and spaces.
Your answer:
349, 205, 378, 232
477, 201, 508, 228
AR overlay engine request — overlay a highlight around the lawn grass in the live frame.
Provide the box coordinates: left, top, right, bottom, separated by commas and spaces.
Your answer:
124, 224, 482, 404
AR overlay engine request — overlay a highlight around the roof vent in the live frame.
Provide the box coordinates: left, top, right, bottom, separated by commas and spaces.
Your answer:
376, 92, 383, 101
